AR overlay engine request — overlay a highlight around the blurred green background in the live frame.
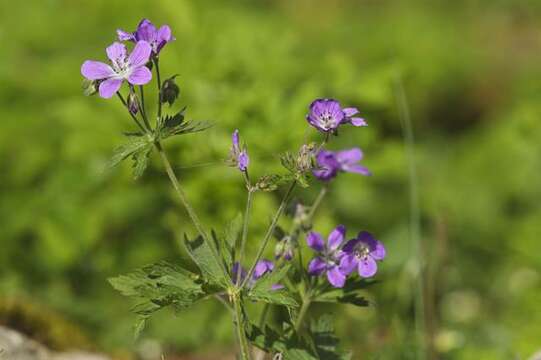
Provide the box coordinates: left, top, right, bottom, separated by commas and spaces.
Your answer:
1, 0, 541, 359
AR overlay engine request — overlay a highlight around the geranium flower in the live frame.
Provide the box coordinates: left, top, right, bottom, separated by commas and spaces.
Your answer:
313, 148, 371, 181
306, 225, 348, 288
340, 231, 386, 278
117, 19, 173, 56
81, 41, 152, 98
306, 98, 366, 133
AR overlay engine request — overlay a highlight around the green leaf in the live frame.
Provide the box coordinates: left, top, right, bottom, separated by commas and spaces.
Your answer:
131, 146, 152, 180
248, 265, 298, 307
246, 323, 318, 360
222, 213, 243, 266
108, 137, 152, 169
157, 107, 213, 140
184, 234, 230, 288
108, 261, 208, 337
309, 314, 352, 360
313, 278, 374, 307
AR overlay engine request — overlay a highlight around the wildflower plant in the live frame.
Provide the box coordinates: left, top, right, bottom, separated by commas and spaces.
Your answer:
82, 19, 386, 359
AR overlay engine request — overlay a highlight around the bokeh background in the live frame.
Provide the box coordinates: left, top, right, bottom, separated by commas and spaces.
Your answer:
1, 0, 541, 359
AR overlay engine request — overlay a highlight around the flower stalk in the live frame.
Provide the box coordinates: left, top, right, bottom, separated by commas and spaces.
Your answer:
241, 180, 297, 289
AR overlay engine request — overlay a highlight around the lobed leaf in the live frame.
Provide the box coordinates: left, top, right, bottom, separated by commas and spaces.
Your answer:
184, 234, 230, 288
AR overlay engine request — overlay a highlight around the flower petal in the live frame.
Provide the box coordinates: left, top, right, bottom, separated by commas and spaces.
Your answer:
336, 148, 363, 165
327, 265, 346, 288
339, 254, 357, 275
157, 25, 172, 43
342, 238, 360, 253
253, 259, 274, 280
307, 257, 326, 275
371, 240, 386, 260
117, 29, 135, 41
106, 42, 127, 63
343, 107, 359, 117
350, 117, 367, 126
238, 151, 249, 171
127, 66, 152, 85
342, 164, 371, 176
327, 225, 346, 251
98, 78, 122, 98
306, 232, 325, 252
128, 41, 152, 68
135, 19, 157, 42
232, 262, 247, 285
81, 61, 114, 80
232, 129, 240, 149
271, 284, 285, 291
358, 256, 378, 278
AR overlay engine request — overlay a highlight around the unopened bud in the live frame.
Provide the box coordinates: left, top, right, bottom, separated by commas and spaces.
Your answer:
161, 75, 180, 106
127, 91, 139, 115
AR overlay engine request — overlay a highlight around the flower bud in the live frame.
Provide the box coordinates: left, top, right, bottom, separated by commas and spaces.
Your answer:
127, 91, 139, 115
82, 79, 98, 96
161, 75, 180, 106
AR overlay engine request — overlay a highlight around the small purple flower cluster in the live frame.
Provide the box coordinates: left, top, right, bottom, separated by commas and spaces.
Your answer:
306, 226, 385, 288
81, 19, 173, 99
306, 99, 371, 182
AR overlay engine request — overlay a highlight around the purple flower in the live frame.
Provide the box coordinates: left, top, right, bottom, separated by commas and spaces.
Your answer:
81, 41, 152, 99
313, 148, 371, 181
340, 231, 386, 278
306, 98, 367, 133
232, 260, 283, 289
229, 129, 249, 171
117, 19, 173, 56
306, 225, 348, 288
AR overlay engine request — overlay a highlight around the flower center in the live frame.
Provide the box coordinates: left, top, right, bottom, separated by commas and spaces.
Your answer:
354, 244, 370, 259
111, 56, 131, 78
319, 111, 336, 129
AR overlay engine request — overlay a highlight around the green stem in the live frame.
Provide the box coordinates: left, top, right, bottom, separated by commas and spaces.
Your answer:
242, 181, 297, 288
155, 141, 207, 240
116, 92, 147, 133
307, 186, 327, 221
232, 293, 252, 360
138, 85, 152, 131
236, 188, 255, 285
294, 295, 312, 333
154, 58, 163, 122
395, 75, 426, 359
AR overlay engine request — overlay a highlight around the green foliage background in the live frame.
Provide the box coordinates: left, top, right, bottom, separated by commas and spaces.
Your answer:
1, 0, 541, 358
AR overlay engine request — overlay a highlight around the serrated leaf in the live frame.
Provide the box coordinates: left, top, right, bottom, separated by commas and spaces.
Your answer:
108, 137, 152, 169
108, 261, 207, 337
247, 324, 317, 360
313, 278, 375, 307
132, 146, 152, 179
222, 213, 243, 266
158, 107, 213, 141
184, 234, 230, 288
309, 314, 352, 360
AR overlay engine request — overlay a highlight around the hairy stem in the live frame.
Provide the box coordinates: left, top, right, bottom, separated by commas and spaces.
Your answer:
236, 188, 255, 285
232, 293, 252, 360
294, 295, 312, 333
242, 181, 297, 288
154, 58, 163, 122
